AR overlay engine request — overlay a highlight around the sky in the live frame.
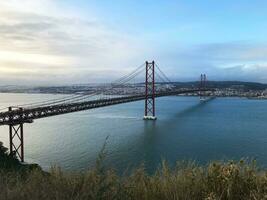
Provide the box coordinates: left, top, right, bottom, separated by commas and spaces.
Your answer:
1, 0, 267, 85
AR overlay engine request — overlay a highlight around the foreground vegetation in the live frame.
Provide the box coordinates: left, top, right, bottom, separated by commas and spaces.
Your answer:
0, 142, 40, 172
1, 142, 267, 199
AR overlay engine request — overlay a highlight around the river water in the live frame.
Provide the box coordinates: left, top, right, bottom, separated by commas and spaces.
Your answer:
0, 93, 267, 172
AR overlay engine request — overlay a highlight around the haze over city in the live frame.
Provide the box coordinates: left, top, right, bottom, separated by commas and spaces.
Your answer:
0, 0, 267, 85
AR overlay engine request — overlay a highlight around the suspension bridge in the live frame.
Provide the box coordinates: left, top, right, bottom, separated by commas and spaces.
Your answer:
0, 61, 213, 162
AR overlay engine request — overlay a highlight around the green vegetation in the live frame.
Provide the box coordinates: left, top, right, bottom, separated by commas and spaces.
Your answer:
1, 142, 267, 200
0, 142, 40, 172
0, 141, 19, 170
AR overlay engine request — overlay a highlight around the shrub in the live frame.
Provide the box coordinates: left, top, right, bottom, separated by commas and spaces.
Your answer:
1, 141, 267, 200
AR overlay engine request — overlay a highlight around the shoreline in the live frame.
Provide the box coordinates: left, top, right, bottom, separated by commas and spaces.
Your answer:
0, 91, 267, 99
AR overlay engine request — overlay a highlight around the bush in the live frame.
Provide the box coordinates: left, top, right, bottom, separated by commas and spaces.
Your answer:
0, 142, 21, 170
0, 142, 41, 173
1, 141, 267, 199
0, 159, 267, 200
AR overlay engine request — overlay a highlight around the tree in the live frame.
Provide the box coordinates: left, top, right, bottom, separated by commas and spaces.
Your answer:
0, 141, 20, 170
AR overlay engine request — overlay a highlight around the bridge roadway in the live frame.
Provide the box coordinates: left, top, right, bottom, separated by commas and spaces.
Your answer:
0, 89, 211, 126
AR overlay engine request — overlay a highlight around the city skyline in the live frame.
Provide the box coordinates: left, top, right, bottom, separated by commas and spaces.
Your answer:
1, 0, 267, 85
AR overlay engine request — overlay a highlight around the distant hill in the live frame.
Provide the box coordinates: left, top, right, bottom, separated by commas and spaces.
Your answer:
171, 81, 267, 90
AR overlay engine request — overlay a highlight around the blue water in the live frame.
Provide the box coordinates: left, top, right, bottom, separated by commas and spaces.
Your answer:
0, 93, 267, 172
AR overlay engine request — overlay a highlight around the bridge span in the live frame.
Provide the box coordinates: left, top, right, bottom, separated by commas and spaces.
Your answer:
0, 89, 211, 126
0, 61, 213, 162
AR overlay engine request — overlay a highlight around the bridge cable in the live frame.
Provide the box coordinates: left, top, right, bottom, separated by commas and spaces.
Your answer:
10, 63, 147, 109
155, 63, 172, 83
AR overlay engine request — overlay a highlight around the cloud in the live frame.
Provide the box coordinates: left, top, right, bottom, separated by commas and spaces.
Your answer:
0, 0, 145, 85
0, 1, 267, 85
190, 42, 267, 62
154, 41, 267, 82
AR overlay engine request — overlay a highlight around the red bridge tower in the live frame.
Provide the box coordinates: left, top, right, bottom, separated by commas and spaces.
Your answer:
144, 61, 157, 120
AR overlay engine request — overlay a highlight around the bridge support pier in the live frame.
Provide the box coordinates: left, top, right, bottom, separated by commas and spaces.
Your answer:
144, 61, 157, 120
8, 107, 25, 162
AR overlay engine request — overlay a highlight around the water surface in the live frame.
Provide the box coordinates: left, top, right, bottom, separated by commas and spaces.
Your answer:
0, 93, 267, 172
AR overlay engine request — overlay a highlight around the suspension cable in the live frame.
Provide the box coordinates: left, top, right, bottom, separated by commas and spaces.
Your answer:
10, 63, 146, 109
155, 63, 172, 83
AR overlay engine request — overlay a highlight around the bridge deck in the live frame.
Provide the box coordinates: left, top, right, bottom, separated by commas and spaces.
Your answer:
0, 89, 210, 126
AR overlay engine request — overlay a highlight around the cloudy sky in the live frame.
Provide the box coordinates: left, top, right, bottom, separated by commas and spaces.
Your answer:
1, 0, 267, 85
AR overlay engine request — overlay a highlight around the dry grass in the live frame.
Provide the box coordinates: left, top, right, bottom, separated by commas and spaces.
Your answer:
1, 159, 267, 200
1, 141, 267, 199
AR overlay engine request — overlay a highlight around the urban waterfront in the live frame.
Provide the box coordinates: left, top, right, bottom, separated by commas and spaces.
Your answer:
0, 93, 267, 173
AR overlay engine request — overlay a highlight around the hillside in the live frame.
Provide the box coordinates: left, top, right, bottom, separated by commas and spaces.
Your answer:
173, 81, 267, 90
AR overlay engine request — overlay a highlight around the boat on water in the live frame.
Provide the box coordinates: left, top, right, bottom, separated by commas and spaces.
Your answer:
200, 96, 216, 102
